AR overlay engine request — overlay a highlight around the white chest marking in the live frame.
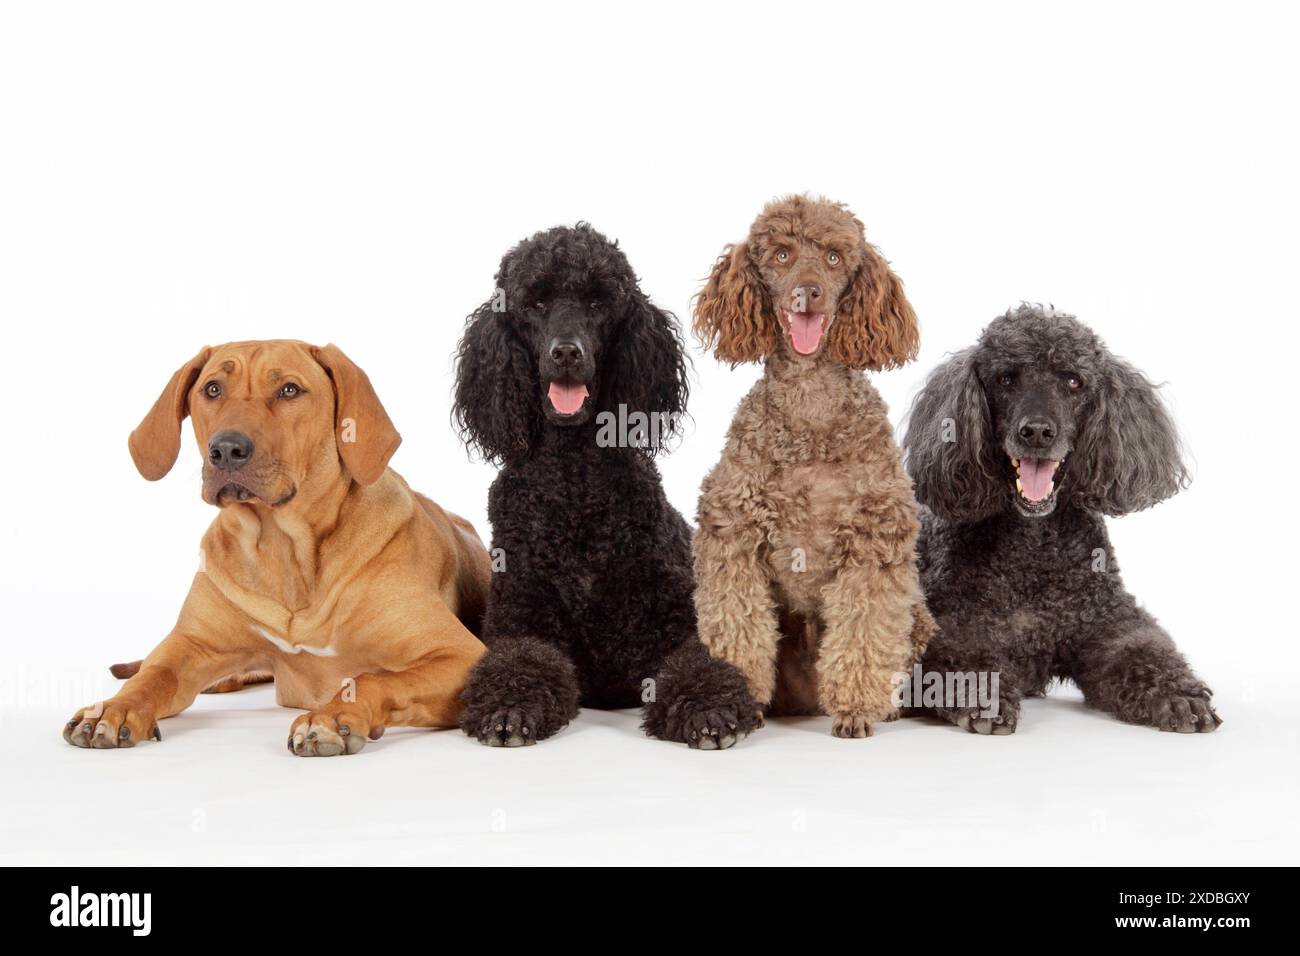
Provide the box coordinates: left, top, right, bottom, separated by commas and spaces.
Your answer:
253, 625, 337, 657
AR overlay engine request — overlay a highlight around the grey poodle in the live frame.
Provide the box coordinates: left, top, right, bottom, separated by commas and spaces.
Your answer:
901, 303, 1221, 734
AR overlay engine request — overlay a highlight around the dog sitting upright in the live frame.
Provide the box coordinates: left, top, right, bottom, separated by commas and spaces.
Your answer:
691, 195, 935, 738
452, 223, 760, 749
63, 341, 489, 755
902, 304, 1220, 733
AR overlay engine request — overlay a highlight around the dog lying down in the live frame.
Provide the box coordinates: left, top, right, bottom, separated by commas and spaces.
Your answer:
67, 340, 490, 756
902, 304, 1220, 734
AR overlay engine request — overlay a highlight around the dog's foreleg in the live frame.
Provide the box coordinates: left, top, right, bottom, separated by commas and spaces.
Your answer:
287, 644, 484, 757
1071, 610, 1221, 733
918, 611, 1025, 735
816, 559, 921, 738
692, 518, 781, 707
63, 629, 258, 749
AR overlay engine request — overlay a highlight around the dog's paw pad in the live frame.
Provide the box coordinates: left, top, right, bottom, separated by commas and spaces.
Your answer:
475, 707, 540, 748
1149, 693, 1221, 734
62, 700, 159, 749
288, 711, 369, 757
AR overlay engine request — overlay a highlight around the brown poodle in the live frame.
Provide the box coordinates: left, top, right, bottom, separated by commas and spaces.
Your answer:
691, 195, 935, 738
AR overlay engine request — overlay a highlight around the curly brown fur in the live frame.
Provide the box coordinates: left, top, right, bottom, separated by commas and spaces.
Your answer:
691, 195, 935, 738
902, 303, 1219, 734
695, 195, 918, 370
452, 223, 761, 749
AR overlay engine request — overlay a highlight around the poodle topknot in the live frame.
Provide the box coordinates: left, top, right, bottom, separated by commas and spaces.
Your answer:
902, 303, 1218, 734
452, 223, 760, 749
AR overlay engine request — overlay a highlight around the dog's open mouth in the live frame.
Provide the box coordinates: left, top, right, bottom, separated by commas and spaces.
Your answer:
784, 311, 828, 355
547, 380, 590, 416
1010, 456, 1063, 515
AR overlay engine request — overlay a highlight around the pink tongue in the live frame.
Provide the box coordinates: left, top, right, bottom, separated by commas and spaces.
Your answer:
788, 313, 825, 355
547, 382, 589, 415
1017, 458, 1058, 502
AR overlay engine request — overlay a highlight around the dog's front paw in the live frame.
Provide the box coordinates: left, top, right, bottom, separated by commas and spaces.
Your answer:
642, 686, 762, 749
831, 711, 876, 739
288, 707, 372, 757
63, 699, 160, 749
679, 706, 752, 750
1147, 692, 1222, 734
948, 697, 1019, 735
458, 638, 580, 748
640, 643, 762, 748
470, 704, 549, 748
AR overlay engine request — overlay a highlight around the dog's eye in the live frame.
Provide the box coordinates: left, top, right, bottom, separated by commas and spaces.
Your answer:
775, 250, 790, 263
534, 300, 546, 311
827, 252, 841, 265
277, 383, 302, 400
203, 382, 222, 400
1066, 374, 1082, 389
997, 373, 1014, 387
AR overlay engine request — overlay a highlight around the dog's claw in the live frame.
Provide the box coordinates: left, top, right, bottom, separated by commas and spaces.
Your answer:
681, 707, 747, 751
473, 705, 545, 747
831, 711, 876, 738
63, 700, 157, 749
288, 709, 369, 756
1149, 692, 1220, 734
950, 698, 1019, 736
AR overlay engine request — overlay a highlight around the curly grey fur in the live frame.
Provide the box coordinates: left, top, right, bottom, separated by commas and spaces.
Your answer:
901, 304, 1218, 734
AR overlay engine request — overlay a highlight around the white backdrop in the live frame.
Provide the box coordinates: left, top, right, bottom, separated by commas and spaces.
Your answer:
1, 1, 1296, 866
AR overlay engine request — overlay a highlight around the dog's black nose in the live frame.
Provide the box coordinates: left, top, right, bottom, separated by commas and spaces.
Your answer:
792, 284, 823, 309
549, 339, 584, 365
1018, 418, 1056, 448
208, 431, 254, 471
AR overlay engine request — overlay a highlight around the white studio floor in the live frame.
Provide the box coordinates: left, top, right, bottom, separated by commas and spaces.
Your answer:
3, 672, 1294, 866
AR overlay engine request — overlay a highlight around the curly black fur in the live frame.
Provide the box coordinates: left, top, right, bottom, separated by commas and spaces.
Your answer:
456, 637, 580, 746
453, 223, 761, 748
902, 304, 1219, 734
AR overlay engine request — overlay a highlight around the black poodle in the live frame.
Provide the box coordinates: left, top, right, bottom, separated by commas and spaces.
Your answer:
902, 303, 1220, 734
452, 223, 761, 749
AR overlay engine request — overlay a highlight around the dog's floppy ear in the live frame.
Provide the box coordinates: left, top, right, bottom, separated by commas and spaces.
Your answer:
903, 348, 1005, 522
1070, 355, 1188, 516
128, 347, 212, 481
602, 291, 690, 455
693, 242, 776, 365
453, 301, 539, 464
310, 343, 401, 486
830, 243, 919, 371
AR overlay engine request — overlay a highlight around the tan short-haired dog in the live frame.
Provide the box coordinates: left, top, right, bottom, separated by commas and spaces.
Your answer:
63, 341, 489, 756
